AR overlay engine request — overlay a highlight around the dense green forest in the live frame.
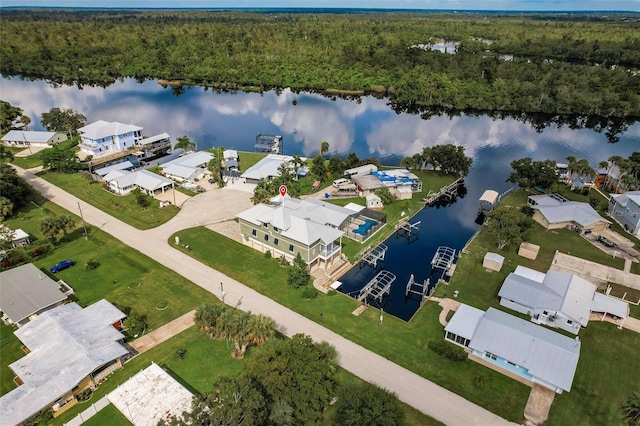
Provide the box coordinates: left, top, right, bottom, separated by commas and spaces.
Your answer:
1, 10, 639, 118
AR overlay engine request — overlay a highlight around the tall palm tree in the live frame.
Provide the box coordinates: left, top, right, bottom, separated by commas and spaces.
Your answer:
620, 391, 640, 426
247, 314, 276, 346
0, 197, 14, 220
421, 146, 433, 170
174, 135, 196, 153
39, 217, 61, 244
56, 215, 76, 237
320, 141, 329, 159
289, 155, 305, 180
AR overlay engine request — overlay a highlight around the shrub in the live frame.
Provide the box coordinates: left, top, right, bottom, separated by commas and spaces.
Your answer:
174, 348, 187, 359
474, 370, 487, 387
428, 340, 467, 362
327, 289, 337, 296
302, 287, 318, 300
85, 258, 100, 270
279, 255, 289, 267
264, 250, 272, 259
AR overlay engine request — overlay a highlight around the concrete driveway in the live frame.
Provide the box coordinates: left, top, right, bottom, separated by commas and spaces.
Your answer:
14, 165, 515, 426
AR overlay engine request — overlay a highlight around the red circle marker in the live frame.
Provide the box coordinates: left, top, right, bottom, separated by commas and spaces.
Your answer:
279, 185, 287, 197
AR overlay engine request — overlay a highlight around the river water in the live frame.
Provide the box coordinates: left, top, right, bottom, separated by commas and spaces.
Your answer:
2, 77, 638, 320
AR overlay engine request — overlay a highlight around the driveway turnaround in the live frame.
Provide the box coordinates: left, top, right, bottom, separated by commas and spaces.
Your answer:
17, 166, 515, 426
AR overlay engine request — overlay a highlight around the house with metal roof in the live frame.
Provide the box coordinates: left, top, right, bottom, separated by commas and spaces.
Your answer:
351, 169, 422, 199
103, 169, 174, 195
95, 160, 135, 177
159, 151, 213, 182
0, 263, 73, 327
529, 194, 610, 232
0, 225, 30, 248
240, 154, 306, 184
0, 300, 128, 425
77, 120, 143, 156
498, 266, 628, 334
236, 198, 358, 269
1, 130, 66, 147
608, 190, 640, 236
223, 149, 239, 171
445, 305, 581, 394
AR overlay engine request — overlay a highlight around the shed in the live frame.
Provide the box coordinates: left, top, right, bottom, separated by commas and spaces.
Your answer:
483, 252, 504, 272
518, 242, 540, 260
366, 194, 384, 210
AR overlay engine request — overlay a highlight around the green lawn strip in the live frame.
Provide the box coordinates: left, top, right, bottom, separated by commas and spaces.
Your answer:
0, 323, 24, 396
170, 227, 529, 422
546, 322, 640, 426
80, 403, 132, 426
51, 326, 247, 426
236, 151, 266, 171
2, 195, 218, 330
38, 170, 179, 230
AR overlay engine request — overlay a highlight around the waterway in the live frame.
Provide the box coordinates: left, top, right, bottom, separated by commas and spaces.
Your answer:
2, 77, 638, 320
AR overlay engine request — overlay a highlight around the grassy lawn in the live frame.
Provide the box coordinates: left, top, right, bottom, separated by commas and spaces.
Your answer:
81, 403, 131, 426
170, 227, 530, 423
2, 194, 219, 331
38, 170, 179, 229
8, 138, 80, 169
236, 151, 266, 171
52, 325, 442, 426
0, 324, 24, 396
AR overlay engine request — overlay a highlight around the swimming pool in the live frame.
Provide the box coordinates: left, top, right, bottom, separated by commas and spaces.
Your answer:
353, 219, 377, 236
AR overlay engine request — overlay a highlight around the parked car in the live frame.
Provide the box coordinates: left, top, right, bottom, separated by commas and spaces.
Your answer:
596, 235, 617, 248
50, 259, 75, 273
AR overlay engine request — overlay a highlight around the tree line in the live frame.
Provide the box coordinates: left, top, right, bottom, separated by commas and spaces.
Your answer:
1, 10, 639, 118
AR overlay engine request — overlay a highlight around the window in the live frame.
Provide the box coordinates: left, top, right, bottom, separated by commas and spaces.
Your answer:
274, 238, 279, 245
289, 244, 294, 252
273, 226, 279, 232
264, 234, 269, 242
263, 223, 268, 228
543, 310, 549, 315
485, 352, 497, 361
252, 229, 257, 237
567, 320, 573, 325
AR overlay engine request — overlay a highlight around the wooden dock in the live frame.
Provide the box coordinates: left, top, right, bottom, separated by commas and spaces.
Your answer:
422, 177, 463, 206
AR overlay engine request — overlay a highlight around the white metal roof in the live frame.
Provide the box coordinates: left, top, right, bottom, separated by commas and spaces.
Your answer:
444, 304, 485, 340
139, 133, 170, 145
484, 252, 504, 264
344, 164, 378, 176
592, 292, 629, 319
0, 263, 67, 323
223, 149, 238, 159
240, 154, 305, 181
0, 300, 127, 426
1, 130, 60, 144
108, 363, 193, 426
471, 307, 580, 392
96, 160, 134, 176
534, 201, 611, 227
135, 170, 174, 191
174, 151, 213, 168
611, 191, 640, 207
514, 265, 546, 283
163, 164, 200, 180
78, 120, 142, 140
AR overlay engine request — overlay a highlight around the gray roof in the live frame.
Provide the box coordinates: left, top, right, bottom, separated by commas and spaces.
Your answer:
139, 133, 170, 145
173, 151, 213, 168
223, 149, 238, 159
344, 164, 378, 176
0, 263, 68, 323
528, 194, 564, 206
592, 292, 629, 319
611, 191, 640, 207
0, 300, 127, 426
78, 120, 142, 140
483, 252, 504, 264
104, 169, 173, 192
1, 130, 60, 144
514, 265, 546, 283
237, 200, 345, 247
95, 160, 134, 176
352, 174, 385, 191
499, 270, 596, 327
241, 154, 304, 181
445, 304, 485, 340
471, 307, 580, 392
534, 201, 610, 227
163, 164, 200, 180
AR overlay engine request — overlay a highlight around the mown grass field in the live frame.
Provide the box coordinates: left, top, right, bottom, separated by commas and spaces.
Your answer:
38, 170, 179, 229
0, 324, 24, 396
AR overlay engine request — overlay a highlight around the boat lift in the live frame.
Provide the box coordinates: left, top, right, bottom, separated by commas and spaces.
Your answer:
405, 273, 431, 303
357, 270, 396, 304
431, 246, 456, 271
359, 244, 388, 269
396, 220, 421, 242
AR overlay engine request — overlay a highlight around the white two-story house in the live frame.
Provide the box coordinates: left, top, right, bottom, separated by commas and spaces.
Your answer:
78, 120, 143, 156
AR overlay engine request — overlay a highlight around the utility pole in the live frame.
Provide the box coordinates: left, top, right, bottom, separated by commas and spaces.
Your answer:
220, 282, 226, 304
78, 202, 88, 241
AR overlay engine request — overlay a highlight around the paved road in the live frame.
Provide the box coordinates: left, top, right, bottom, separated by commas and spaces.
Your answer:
17, 167, 515, 426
